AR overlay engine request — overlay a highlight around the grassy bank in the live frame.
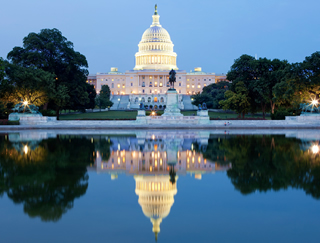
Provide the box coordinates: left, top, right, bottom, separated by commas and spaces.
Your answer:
59, 110, 270, 120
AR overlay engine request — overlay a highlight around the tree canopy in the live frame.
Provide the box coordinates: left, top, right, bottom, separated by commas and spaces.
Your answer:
191, 81, 230, 108
95, 85, 113, 110
219, 81, 251, 118
6, 28, 89, 119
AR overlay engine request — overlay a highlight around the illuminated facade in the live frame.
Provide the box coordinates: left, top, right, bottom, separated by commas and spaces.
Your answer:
88, 6, 226, 109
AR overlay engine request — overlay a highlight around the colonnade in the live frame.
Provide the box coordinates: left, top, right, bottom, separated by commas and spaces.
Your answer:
140, 44, 172, 51
136, 55, 176, 65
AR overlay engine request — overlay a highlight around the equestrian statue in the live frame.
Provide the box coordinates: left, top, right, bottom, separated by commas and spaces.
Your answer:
169, 69, 176, 90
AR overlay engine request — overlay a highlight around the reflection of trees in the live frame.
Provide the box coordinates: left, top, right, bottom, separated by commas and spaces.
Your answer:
93, 135, 112, 161
209, 135, 320, 199
193, 138, 230, 165
0, 135, 95, 221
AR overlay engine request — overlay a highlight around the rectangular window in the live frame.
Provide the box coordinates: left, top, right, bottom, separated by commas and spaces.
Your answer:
187, 85, 190, 88
112, 79, 114, 81
197, 85, 201, 88
122, 85, 125, 88
179, 77, 181, 79
204, 84, 207, 87
155, 82, 158, 87
131, 83, 133, 86
179, 90, 181, 93
160, 83, 163, 87
117, 84, 120, 88
192, 85, 194, 88
143, 77, 145, 79
204, 79, 206, 81
160, 77, 162, 79
179, 83, 181, 86
209, 79, 211, 81
187, 79, 189, 81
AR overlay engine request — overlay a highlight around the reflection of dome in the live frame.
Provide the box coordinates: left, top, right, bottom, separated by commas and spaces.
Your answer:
135, 175, 178, 240
134, 5, 178, 71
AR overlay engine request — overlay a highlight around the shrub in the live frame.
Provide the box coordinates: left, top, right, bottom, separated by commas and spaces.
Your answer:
40, 109, 56, 116
271, 107, 296, 120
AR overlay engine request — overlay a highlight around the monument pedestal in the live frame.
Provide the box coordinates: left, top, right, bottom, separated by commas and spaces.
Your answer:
162, 89, 183, 117
136, 109, 147, 124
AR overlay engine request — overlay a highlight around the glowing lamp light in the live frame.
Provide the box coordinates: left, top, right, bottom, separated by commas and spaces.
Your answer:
311, 99, 319, 106
312, 145, 319, 154
151, 111, 156, 116
24, 145, 28, 154
23, 101, 28, 106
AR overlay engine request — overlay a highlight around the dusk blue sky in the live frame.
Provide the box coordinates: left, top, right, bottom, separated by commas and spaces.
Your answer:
1, 0, 319, 75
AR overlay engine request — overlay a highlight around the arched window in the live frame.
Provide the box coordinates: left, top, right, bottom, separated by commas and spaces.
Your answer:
141, 97, 145, 102
111, 83, 114, 88
142, 82, 145, 87
160, 97, 164, 103
149, 82, 152, 87
135, 97, 139, 103
148, 97, 151, 103
142, 89, 145, 93
154, 97, 158, 102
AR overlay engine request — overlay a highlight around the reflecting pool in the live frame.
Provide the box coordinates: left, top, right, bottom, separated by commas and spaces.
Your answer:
1, 130, 320, 242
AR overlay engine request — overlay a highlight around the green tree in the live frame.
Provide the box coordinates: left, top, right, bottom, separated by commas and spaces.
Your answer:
253, 58, 289, 116
0, 57, 4, 82
85, 84, 97, 110
219, 81, 251, 118
227, 55, 260, 114
192, 81, 230, 108
4, 63, 55, 106
273, 52, 320, 111
7, 28, 89, 119
191, 93, 212, 108
95, 85, 113, 111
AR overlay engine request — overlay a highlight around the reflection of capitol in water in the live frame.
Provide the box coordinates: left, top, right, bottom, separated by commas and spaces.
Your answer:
135, 175, 177, 240
88, 131, 231, 240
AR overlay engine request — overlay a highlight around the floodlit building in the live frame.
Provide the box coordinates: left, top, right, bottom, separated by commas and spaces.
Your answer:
88, 5, 227, 110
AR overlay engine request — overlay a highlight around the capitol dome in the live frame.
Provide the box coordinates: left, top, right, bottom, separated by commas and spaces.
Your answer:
134, 5, 178, 70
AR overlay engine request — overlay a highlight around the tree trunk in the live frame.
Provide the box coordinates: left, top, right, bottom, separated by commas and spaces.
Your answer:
242, 112, 245, 119
43, 102, 48, 110
56, 108, 60, 120
270, 101, 275, 114
261, 104, 266, 119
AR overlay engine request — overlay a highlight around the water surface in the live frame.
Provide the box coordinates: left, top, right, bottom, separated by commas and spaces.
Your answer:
0, 130, 320, 242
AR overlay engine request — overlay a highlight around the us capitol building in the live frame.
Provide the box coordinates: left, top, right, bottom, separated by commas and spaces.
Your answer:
87, 5, 227, 110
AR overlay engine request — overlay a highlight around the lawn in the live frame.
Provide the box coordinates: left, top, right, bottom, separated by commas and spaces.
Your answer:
59, 110, 270, 120
59, 111, 138, 120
